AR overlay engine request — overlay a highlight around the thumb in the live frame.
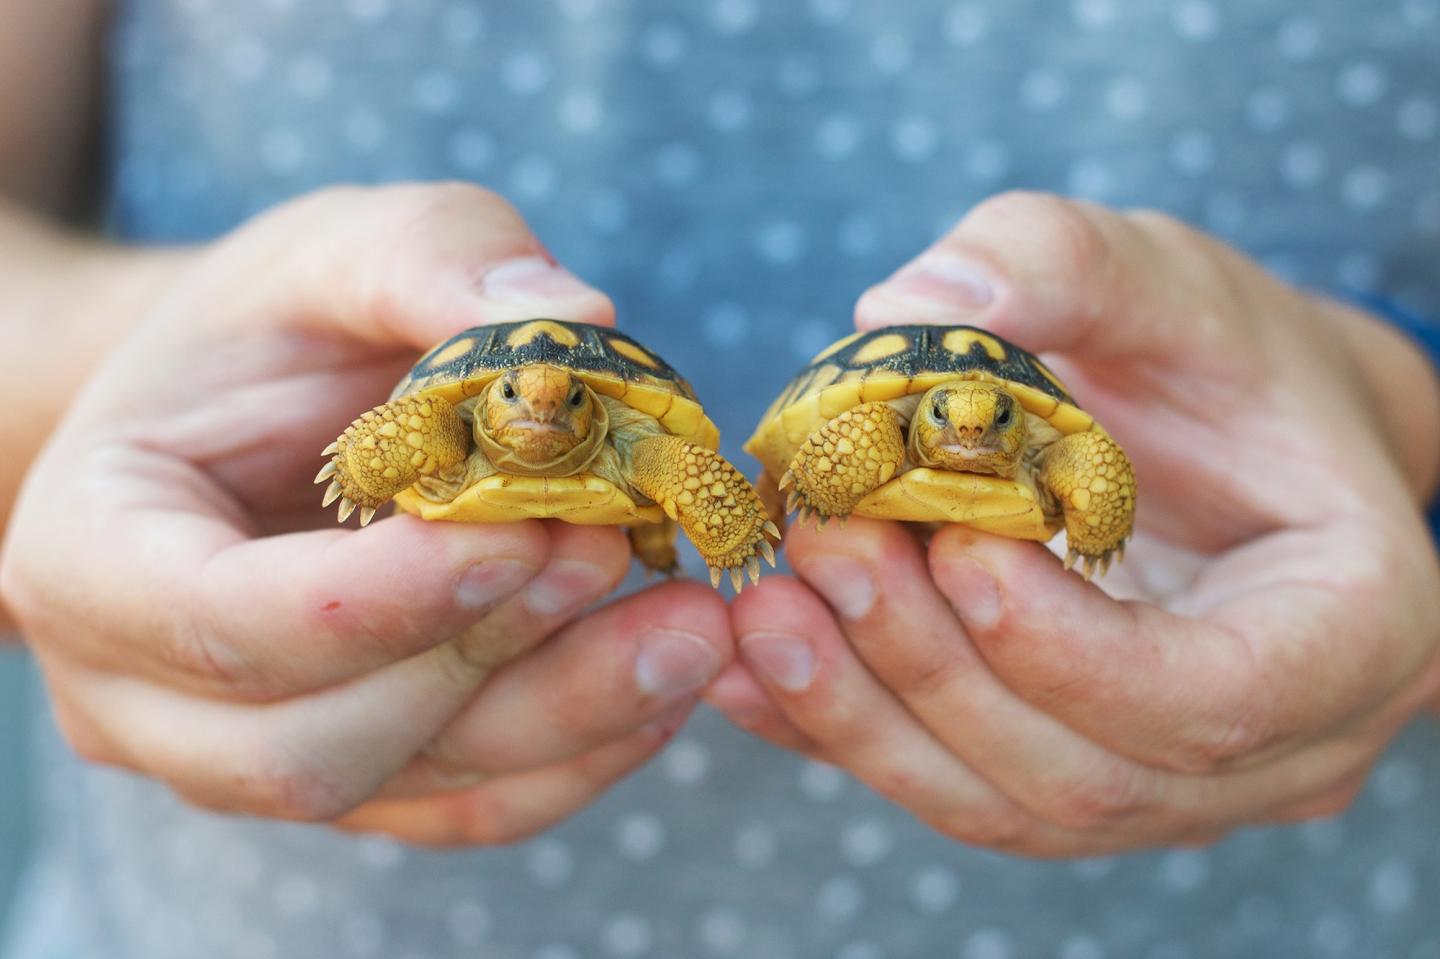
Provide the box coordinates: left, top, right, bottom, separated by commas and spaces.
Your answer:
171, 181, 615, 348
854, 190, 1253, 362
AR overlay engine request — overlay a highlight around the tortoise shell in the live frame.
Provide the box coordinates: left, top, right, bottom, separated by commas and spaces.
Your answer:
391, 319, 719, 525
744, 324, 1108, 540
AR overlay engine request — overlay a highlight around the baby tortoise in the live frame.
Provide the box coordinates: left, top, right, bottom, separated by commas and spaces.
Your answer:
745, 324, 1135, 578
318, 319, 778, 589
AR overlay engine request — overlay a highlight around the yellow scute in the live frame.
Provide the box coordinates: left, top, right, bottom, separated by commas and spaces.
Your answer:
394, 475, 666, 524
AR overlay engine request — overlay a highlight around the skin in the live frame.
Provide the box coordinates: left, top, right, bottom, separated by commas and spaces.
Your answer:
482, 365, 594, 464
0, 183, 735, 844
709, 191, 1440, 856
911, 381, 1027, 476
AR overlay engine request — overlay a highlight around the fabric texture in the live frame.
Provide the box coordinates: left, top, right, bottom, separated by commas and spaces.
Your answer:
5, 2, 1440, 958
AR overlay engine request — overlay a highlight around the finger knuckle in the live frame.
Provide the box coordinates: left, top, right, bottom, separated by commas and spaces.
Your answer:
237, 740, 360, 822
1172, 710, 1272, 773
931, 805, 1033, 849
1034, 763, 1149, 830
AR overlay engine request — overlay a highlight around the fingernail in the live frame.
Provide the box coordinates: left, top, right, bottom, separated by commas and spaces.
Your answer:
455, 559, 536, 611
800, 555, 875, 620
634, 628, 722, 699
946, 559, 1001, 629
739, 632, 816, 692
480, 256, 599, 305
643, 701, 695, 739
523, 559, 615, 616
863, 251, 995, 321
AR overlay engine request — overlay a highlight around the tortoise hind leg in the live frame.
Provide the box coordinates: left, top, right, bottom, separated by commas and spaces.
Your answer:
1037, 431, 1136, 579
783, 401, 906, 527
627, 435, 778, 590
316, 394, 470, 525
629, 521, 680, 576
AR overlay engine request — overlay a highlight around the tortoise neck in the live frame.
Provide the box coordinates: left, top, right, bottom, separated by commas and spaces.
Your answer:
473, 388, 610, 477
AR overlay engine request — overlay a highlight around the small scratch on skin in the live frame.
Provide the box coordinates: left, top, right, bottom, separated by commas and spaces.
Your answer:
321, 601, 342, 613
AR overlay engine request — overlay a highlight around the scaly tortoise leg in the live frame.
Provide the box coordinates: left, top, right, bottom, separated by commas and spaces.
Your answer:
781, 401, 906, 527
628, 435, 779, 591
629, 521, 681, 576
315, 394, 470, 525
1038, 430, 1136, 580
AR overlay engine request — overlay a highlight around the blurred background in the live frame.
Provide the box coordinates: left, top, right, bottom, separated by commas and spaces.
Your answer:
0, 650, 33, 938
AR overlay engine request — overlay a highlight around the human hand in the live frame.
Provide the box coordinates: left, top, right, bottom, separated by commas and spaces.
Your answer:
0, 183, 731, 845
708, 191, 1440, 855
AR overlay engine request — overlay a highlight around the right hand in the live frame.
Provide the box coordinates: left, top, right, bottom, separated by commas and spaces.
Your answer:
0, 183, 733, 845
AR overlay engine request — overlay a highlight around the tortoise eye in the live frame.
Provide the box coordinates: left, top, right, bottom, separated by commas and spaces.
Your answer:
995, 404, 1013, 428
568, 387, 585, 407
930, 401, 947, 425
500, 380, 516, 400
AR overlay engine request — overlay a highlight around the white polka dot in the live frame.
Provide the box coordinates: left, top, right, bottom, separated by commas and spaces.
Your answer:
870, 34, 912, 75
1310, 911, 1357, 957
836, 943, 884, 959
558, 90, 603, 134
511, 155, 559, 201
1246, 87, 1289, 131
839, 211, 880, 256
642, 23, 688, 66
343, 910, 387, 957
662, 736, 712, 783
273, 873, 320, 918
603, 914, 653, 958
840, 819, 893, 867
817, 114, 864, 159
1341, 166, 1388, 212
1172, 0, 1219, 40
534, 947, 581, 959
1059, 934, 1107, 959
1105, 77, 1149, 121
224, 38, 269, 82
1417, 191, 1440, 235
503, 51, 550, 95
1280, 140, 1326, 188
615, 812, 667, 861
1338, 252, 1380, 290
558, 0, 598, 19
344, 108, 387, 152
964, 141, 1009, 180
699, 906, 748, 954
1070, 857, 1116, 880
259, 128, 306, 176
909, 865, 960, 914
1020, 69, 1067, 112
1374, 756, 1423, 807
1169, 130, 1215, 175
1072, 0, 1115, 29
756, 220, 808, 267
778, 56, 822, 97
799, 759, 845, 800
963, 928, 1016, 959
288, 54, 333, 98
412, 70, 459, 114
944, 4, 989, 45
1300, 816, 1345, 854
587, 190, 630, 235
347, 0, 389, 22
817, 875, 865, 921
1276, 16, 1320, 59
1399, 96, 1438, 141
1403, 0, 1439, 25
892, 116, 939, 162
441, 4, 484, 45
446, 899, 491, 947
711, 0, 759, 35
1337, 61, 1387, 107
810, 0, 851, 24
1159, 850, 1209, 893
708, 88, 751, 131
448, 127, 494, 171
1369, 858, 1417, 915
526, 838, 574, 887
702, 302, 751, 348
1067, 158, 1114, 199
659, 248, 701, 290
791, 319, 843, 361
734, 821, 778, 868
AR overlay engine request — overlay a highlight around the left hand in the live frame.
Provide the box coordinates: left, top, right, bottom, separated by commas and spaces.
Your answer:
707, 191, 1440, 856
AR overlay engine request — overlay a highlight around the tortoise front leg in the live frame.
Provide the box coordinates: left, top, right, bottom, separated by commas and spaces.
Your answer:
315, 394, 470, 525
628, 435, 778, 590
782, 401, 906, 526
1037, 430, 1136, 579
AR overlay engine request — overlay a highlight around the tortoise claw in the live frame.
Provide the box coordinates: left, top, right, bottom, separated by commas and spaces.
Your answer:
729, 567, 744, 593
314, 461, 337, 484
709, 565, 722, 589
359, 506, 377, 527
322, 480, 342, 508
763, 520, 781, 539
785, 491, 802, 515
778, 470, 794, 491
337, 497, 357, 523
747, 557, 761, 585
1063, 549, 1079, 572
759, 539, 776, 568
322, 441, 339, 457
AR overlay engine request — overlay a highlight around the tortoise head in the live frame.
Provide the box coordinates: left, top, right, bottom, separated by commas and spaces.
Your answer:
479, 364, 596, 465
911, 381, 1027, 477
